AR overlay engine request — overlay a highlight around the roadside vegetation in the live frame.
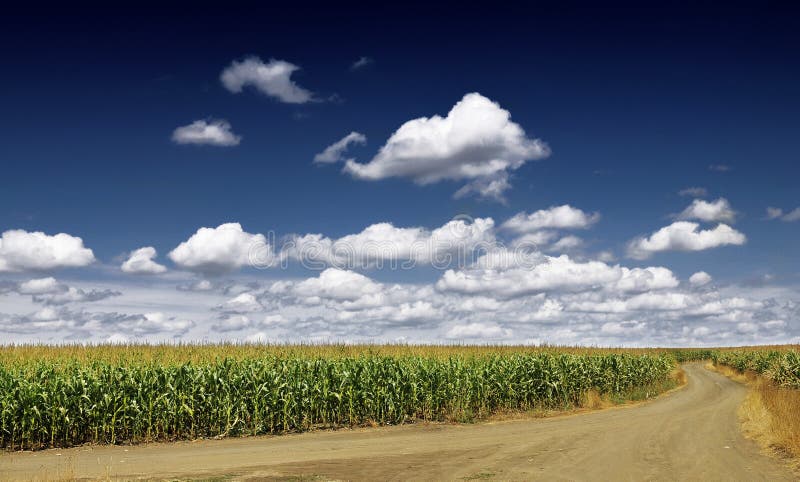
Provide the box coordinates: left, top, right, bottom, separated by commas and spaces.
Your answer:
707, 349, 800, 464
1, 343, 797, 453
0, 344, 678, 450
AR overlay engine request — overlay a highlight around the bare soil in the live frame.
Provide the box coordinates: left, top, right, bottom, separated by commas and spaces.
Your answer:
1, 362, 794, 481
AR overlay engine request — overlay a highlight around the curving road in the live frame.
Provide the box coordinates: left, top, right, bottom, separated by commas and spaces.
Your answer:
1, 363, 795, 481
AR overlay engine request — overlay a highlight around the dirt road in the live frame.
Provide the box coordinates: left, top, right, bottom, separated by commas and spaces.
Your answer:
1, 363, 794, 481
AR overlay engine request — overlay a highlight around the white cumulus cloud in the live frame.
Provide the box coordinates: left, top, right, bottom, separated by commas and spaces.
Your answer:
217, 292, 263, 313
221, 57, 314, 103
283, 217, 495, 269
549, 235, 584, 252
341, 93, 549, 201
171, 119, 241, 146
436, 253, 671, 299
0, 229, 95, 272
677, 198, 736, 223
627, 222, 746, 259
168, 223, 270, 275
501, 205, 600, 233
17, 277, 62, 295
121, 247, 167, 274
293, 268, 382, 302
689, 271, 712, 287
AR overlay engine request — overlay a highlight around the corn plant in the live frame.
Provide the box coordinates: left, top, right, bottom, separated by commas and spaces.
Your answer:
0, 351, 674, 450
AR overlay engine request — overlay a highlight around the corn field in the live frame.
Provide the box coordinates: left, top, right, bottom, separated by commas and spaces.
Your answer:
0, 350, 673, 450
711, 349, 800, 388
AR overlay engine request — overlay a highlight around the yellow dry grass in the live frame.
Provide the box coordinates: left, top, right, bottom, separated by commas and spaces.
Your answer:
709, 362, 800, 467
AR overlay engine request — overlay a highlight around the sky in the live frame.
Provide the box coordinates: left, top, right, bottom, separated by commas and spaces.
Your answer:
1, 2, 799, 346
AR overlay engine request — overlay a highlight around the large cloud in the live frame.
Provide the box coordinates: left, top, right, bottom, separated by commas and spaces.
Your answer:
0, 229, 95, 272
627, 222, 746, 259
1, 263, 796, 346
282, 217, 495, 269
171, 119, 241, 146
121, 247, 167, 274
436, 252, 678, 299
1, 214, 795, 346
221, 57, 314, 103
292, 268, 382, 302
677, 198, 736, 223
168, 223, 270, 275
341, 93, 549, 201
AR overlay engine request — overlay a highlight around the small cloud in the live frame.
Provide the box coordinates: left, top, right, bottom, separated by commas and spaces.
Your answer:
784, 208, 800, 222
445, 322, 511, 340
221, 56, 315, 104
689, 271, 712, 287
216, 292, 263, 314
548, 235, 583, 253
627, 221, 746, 259
678, 187, 708, 197
766, 207, 784, 220
452, 173, 511, 204
314, 132, 367, 163
121, 247, 167, 275
33, 287, 120, 306
171, 119, 241, 146
596, 250, 616, 263
18, 277, 62, 295
501, 205, 600, 233
677, 198, 736, 223
106, 333, 129, 344
350, 56, 374, 71
176, 279, 215, 292
766, 207, 800, 222
708, 164, 732, 172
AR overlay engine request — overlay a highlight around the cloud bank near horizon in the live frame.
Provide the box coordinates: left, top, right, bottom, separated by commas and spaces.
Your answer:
1, 198, 795, 347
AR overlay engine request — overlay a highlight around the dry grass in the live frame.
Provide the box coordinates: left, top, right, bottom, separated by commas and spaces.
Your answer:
580, 389, 609, 410
709, 362, 800, 466
672, 366, 688, 386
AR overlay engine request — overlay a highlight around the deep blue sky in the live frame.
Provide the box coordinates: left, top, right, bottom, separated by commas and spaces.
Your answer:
2, 1, 799, 282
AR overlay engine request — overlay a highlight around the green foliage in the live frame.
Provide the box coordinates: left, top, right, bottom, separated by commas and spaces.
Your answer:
668, 349, 715, 363
712, 349, 800, 388
0, 352, 673, 450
